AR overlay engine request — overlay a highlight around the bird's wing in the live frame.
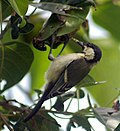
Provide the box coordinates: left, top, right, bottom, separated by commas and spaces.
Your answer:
24, 58, 91, 122
67, 58, 91, 86
46, 58, 91, 99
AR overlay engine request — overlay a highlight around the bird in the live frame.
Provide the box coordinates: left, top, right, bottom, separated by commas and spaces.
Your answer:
23, 41, 102, 122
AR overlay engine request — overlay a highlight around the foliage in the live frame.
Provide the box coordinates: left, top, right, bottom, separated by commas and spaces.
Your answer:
0, 0, 120, 131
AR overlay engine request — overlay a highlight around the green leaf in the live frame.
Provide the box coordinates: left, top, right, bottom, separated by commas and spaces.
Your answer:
8, 0, 28, 16
31, 1, 93, 17
87, 39, 120, 106
52, 96, 64, 111
92, 2, 120, 41
31, 2, 77, 17
0, 121, 4, 130
74, 89, 85, 99
13, 120, 26, 131
30, 44, 63, 92
61, 91, 75, 102
76, 75, 105, 88
57, 7, 90, 36
22, 13, 45, 43
52, 91, 75, 111
67, 115, 92, 131
0, 1, 2, 26
25, 112, 60, 131
53, 90, 85, 111
31, 1, 92, 42
35, 13, 64, 41
40, 0, 95, 7
2, 0, 13, 20
30, 48, 50, 92
77, 75, 95, 87
19, 22, 34, 33
0, 41, 34, 93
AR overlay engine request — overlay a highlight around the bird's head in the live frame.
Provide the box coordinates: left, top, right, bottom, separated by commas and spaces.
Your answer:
78, 42, 102, 63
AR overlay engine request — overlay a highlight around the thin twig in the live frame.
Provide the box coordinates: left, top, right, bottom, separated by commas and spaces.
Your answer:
39, 108, 74, 116
28, 0, 41, 17
29, 8, 37, 17
65, 97, 73, 111
0, 112, 14, 131
52, 113, 71, 119
0, 100, 24, 112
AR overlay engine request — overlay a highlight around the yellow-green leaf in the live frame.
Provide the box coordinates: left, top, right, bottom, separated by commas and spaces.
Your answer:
8, 0, 28, 16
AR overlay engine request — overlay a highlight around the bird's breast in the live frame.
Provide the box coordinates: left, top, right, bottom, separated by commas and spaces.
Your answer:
46, 53, 85, 83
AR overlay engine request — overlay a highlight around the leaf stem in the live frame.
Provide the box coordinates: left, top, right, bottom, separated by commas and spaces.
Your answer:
76, 89, 80, 110
40, 108, 74, 116
52, 113, 71, 119
65, 97, 73, 111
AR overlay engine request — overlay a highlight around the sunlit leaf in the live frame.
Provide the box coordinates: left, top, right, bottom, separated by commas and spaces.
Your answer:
30, 44, 63, 92
22, 13, 45, 43
92, 2, 120, 41
0, 41, 34, 93
88, 39, 120, 106
30, 48, 50, 92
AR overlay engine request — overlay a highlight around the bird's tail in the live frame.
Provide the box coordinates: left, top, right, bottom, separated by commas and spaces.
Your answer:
23, 92, 47, 122
23, 83, 52, 122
